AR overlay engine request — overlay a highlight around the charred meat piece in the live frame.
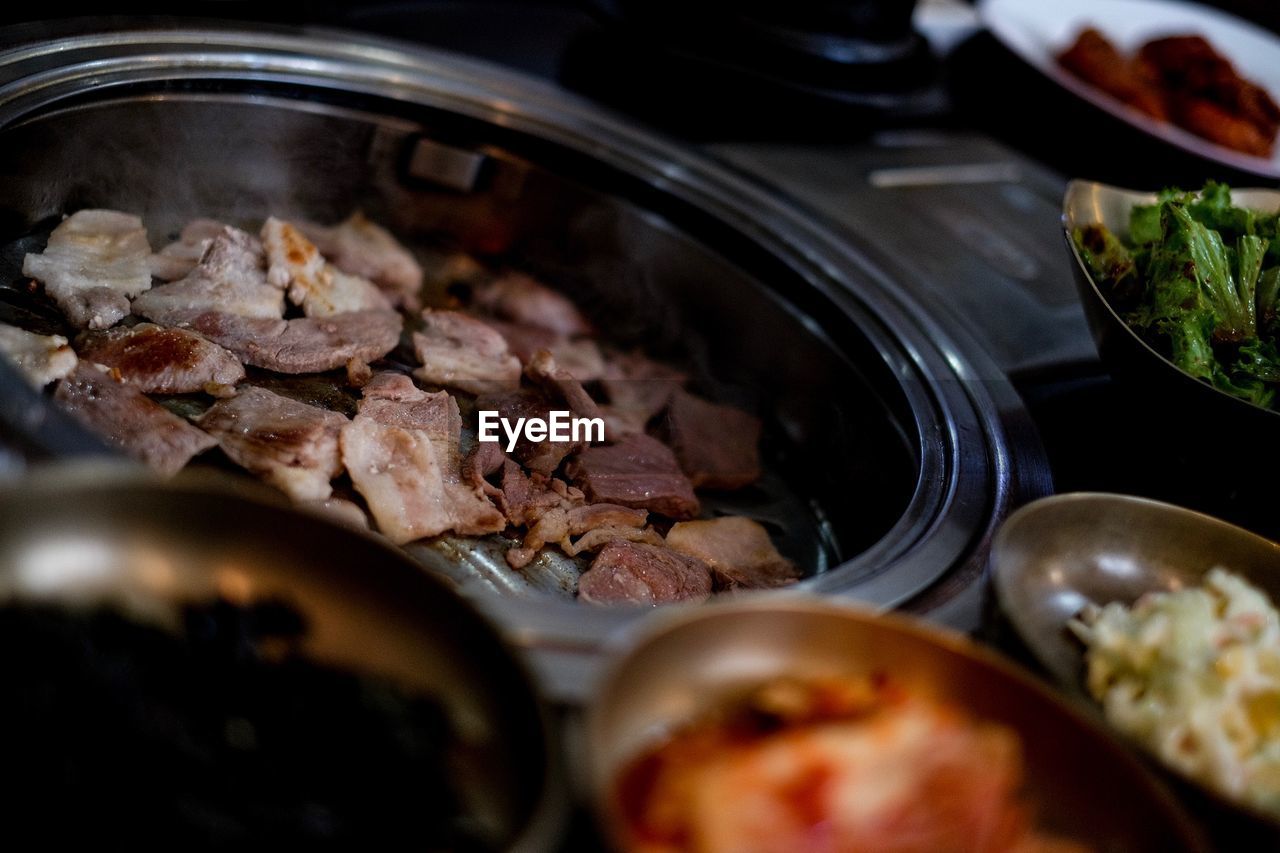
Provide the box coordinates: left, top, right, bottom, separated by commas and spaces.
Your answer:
262, 218, 390, 317
577, 541, 712, 606
23, 210, 153, 330
412, 310, 521, 395
565, 433, 699, 519
472, 271, 592, 337
198, 386, 346, 502
55, 365, 216, 476
1057, 28, 1168, 120
474, 387, 582, 476
181, 310, 402, 374
661, 389, 762, 489
133, 226, 284, 323
666, 516, 800, 591
300, 212, 424, 309
76, 324, 244, 395
0, 324, 77, 387
149, 219, 239, 281
341, 374, 504, 544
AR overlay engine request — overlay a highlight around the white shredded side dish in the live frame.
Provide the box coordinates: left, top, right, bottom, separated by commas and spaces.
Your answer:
1072, 568, 1280, 816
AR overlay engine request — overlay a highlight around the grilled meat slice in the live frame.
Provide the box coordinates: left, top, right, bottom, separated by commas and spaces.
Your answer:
198, 386, 346, 502
661, 389, 762, 489
666, 516, 800, 591
412, 310, 521, 395
262, 218, 390, 317
23, 210, 153, 330
149, 219, 241, 281
0, 324, 77, 387
525, 349, 603, 422
472, 271, 592, 336
180, 310, 402, 374
133, 226, 284, 323
577, 540, 712, 606
565, 432, 699, 519
481, 318, 607, 381
507, 502, 659, 569
300, 212, 424, 309
55, 364, 215, 476
341, 374, 504, 544
76, 324, 244, 394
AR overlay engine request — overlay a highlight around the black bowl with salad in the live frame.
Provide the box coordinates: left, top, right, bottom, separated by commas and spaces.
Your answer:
1066, 180, 1280, 423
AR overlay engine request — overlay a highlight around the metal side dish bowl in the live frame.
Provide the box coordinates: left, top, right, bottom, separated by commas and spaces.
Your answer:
0, 464, 565, 850
992, 491, 1280, 843
586, 598, 1207, 852
1063, 179, 1280, 429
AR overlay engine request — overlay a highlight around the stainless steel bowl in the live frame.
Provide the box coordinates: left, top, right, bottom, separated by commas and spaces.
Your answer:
992, 492, 1280, 843
1062, 179, 1280, 427
585, 598, 1208, 851
0, 24, 1050, 697
0, 463, 565, 852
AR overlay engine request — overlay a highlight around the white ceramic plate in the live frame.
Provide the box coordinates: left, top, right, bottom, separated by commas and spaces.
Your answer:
979, 0, 1280, 178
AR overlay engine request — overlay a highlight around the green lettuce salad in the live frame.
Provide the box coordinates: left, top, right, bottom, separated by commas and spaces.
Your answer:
1075, 182, 1280, 410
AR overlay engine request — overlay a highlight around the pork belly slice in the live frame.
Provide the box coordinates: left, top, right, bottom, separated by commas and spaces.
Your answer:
198, 386, 346, 502
149, 219, 241, 281
412, 310, 521, 395
55, 364, 216, 477
300, 212, 424, 308
358, 372, 462, 463
181, 309, 402, 374
666, 516, 800, 591
564, 432, 700, 519
23, 210, 152, 330
341, 374, 504, 544
474, 387, 583, 476
481, 319, 606, 381
472, 271, 592, 336
661, 389, 762, 489
0, 324, 77, 387
76, 323, 244, 394
262, 218, 390, 317
577, 541, 712, 606
133, 226, 284, 323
